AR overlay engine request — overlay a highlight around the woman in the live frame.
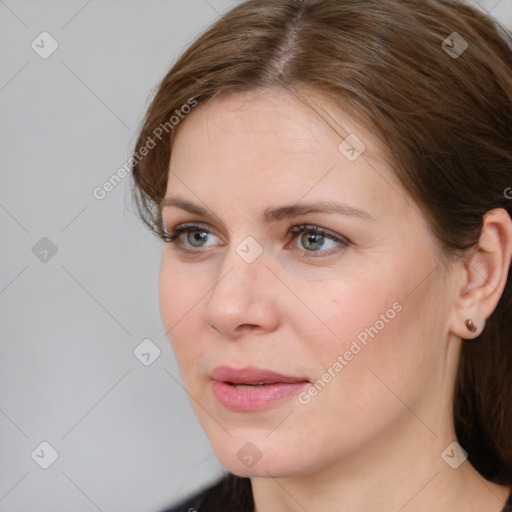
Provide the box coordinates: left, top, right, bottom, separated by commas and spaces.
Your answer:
130, 0, 512, 510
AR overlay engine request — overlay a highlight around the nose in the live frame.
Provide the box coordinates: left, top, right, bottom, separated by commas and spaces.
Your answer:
203, 244, 280, 339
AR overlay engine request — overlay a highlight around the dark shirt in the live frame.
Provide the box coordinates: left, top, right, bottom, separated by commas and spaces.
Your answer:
160, 474, 512, 512
163, 495, 199, 512
159, 474, 252, 512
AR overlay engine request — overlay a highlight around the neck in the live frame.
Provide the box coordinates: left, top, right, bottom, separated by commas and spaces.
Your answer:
250, 414, 509, 512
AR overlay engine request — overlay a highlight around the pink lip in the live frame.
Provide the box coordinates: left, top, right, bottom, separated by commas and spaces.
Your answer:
209, 365, 310, 411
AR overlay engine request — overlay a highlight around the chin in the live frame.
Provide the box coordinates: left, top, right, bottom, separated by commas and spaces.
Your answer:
208, 436, 312, 479
219, 456, 297, 479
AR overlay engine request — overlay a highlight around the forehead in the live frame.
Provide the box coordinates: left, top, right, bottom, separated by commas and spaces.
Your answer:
165, 88, 407, 221
172, 88, 380, 159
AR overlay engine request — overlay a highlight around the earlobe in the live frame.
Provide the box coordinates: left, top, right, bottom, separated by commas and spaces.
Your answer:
449, 208, 512, 340
464, 319, 477, 333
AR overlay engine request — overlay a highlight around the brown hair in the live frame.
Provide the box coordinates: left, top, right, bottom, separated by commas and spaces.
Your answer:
131, 0, 512, 499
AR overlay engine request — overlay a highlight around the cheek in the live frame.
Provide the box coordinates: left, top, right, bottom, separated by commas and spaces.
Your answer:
309, 273, 442, 426
297, 269, 424, 403
158, 260, 205, 368
297, 305, 411, 448
304, 274, 402, 360
158, 256, 206, 325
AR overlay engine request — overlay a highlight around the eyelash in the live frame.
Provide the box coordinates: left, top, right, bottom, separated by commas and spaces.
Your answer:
161, 222, 349, 257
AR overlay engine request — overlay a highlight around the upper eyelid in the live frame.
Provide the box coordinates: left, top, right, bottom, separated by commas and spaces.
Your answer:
289, 224, 347, 242
163, 221, 215, 237
164, 222, 348, 245
165, 221, 337, 235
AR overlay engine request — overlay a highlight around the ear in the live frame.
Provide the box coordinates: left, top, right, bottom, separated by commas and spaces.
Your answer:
450, 208, 512, 340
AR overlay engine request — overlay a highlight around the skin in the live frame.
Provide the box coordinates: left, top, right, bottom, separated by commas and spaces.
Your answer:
158, 88, 512, 512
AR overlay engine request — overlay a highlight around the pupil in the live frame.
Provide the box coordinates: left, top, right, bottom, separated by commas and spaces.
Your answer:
304, 233, 323, 251
189, 231, 208, 246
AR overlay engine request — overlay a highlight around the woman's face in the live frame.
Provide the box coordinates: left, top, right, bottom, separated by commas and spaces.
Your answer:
159, 88, 460, 477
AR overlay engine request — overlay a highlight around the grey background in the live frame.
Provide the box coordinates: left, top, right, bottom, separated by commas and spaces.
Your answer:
0, 1, 510, 511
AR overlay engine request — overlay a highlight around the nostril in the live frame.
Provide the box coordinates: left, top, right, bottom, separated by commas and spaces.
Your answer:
236, 324, 260, 334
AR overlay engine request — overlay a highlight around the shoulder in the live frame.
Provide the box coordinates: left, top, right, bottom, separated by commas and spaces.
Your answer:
157, 473, 253, 512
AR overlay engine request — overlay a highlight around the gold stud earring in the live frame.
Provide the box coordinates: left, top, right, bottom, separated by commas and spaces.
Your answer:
465, 319, 477, 333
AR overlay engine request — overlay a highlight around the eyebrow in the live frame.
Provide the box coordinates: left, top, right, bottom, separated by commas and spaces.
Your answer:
159, 196, 375, 223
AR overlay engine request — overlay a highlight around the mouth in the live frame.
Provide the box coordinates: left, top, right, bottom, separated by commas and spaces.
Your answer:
209, 365, 310, 411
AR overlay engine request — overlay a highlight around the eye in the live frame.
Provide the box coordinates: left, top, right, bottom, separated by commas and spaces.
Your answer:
162, 222, 349, 257
162, 222, 220, 249
287, 224, 349, 257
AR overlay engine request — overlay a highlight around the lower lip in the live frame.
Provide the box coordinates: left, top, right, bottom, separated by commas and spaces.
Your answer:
211, 380, 309, 411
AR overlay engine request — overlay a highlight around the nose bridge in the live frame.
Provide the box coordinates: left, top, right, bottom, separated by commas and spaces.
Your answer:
204, 235, 278, 335
211, 236, 265, 302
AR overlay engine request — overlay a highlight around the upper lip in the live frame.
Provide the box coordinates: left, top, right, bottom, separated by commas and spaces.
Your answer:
210, 365, 310, 385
